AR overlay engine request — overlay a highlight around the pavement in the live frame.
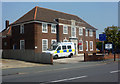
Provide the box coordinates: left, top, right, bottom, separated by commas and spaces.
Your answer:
1, 59, 46, 69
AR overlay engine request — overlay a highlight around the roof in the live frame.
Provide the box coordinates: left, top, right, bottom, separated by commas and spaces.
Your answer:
11, 6, 97, 30
2, 26, 12, 37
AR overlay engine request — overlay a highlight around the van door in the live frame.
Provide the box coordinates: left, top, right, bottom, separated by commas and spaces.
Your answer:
62, 45, 67, 57
56, 46, 62, 57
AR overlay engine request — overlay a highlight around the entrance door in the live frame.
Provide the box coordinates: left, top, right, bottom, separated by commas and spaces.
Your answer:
70, 39, 78, 55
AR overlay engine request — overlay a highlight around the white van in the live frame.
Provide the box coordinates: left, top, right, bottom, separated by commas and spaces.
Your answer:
46, 42, 75, 58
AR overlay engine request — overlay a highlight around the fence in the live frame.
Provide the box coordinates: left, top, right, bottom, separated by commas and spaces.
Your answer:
2, 50, 53, 64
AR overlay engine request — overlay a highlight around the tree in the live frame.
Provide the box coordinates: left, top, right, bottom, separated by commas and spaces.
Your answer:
104, 26, 120, 53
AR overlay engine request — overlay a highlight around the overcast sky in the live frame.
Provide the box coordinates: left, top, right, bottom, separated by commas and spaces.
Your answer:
1, 2, 118, 38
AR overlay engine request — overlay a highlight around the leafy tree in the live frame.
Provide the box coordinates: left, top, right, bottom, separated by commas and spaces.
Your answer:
104, 26, 120, 53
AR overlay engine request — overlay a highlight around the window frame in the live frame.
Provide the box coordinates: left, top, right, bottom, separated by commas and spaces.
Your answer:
20, 40, 25, 50
89, 29, 93, 37
79, 40, 83, 51
51, 39, 57, 44
71, 27, 76, 38
42, 23, 48, 33
51, 24, 56, 33
79, 27, 83, 36
20, 24, 24, 34
63, 25, 68, 34
86, 41, 88, 51
85, 29, 88, 36
42, 39, 48, 52
90, 41, 93, 51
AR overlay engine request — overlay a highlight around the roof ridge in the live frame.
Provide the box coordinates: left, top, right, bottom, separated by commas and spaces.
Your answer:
37, 6, 78, 17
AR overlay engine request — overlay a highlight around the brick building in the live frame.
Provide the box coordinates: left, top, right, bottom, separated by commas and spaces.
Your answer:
2, 6, 97, 55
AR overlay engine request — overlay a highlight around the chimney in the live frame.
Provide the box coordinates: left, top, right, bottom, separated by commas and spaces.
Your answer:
6, 20, 9, 29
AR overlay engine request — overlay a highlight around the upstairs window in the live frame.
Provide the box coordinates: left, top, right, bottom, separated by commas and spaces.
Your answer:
42, 23, 48, 33
51, 24, 56, 33
71, 27, 76, 37
63, 25, 68, 34
20, 24, 24, 34
86, 29, 88, 36
79, 27, 83, 36
89, 29, 93, 37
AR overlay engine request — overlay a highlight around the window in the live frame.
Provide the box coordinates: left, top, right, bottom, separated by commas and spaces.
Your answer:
51, 39, 56, 44
90, 41, 93, 51
89, 29, 93, 37
71, 20, 75, 25
63, 25, 68, 34
51, 24, 56, 33
42, 23, 48, 33
71, 27, 76, 37
20, 40, 25, 49
62, 46, 66, 50
4, 42, 7, 46
79, 27, 83, 36
57, 46, 61, 51
42, 39, 48, 52
86, 29, 88, 36
67, 46, 71, 49
20, 24, 24, 34
79, 40, 83, 51
86, 41, 88, 51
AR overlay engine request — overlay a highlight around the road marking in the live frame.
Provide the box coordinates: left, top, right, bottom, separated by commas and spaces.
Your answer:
50, 75, 87, 83
110, 70, 120, 73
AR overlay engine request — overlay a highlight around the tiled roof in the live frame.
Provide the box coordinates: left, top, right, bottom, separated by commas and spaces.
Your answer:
11, 6, 97, 30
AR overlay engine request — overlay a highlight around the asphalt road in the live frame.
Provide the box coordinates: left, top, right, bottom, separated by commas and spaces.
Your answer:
2, 61, 119, 83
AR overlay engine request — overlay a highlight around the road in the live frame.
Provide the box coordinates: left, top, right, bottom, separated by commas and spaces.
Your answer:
2, 61, 119, 83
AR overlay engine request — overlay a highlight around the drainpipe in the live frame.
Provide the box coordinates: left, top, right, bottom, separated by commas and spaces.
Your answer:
54, 19, 59, 42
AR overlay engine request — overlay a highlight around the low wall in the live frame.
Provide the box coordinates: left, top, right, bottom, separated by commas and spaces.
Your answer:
84, 53, 104, 61
2, 50, 53, 64
104, 53, 120, 59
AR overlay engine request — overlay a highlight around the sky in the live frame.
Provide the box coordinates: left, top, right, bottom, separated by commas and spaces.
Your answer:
1, 2, 118, 38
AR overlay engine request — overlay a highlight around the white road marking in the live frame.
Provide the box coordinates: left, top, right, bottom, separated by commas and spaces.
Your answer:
110, 70, 120, 73
50, 75, 87, 83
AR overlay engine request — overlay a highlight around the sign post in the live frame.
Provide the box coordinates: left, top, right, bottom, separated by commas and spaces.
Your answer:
99, 34, 106, 54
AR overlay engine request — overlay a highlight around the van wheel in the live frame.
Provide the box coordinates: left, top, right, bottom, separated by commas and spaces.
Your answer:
54, 55, 58, 59
68, 53, 73, 58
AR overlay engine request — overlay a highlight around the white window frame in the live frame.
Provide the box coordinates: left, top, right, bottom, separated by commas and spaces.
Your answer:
20, 24, 24, 34
42, 39, 48, 52
86, 41, 88, 51
63, 25, 68, 34
79, 40, 83, 51
71, 27, 76, 37
90, 41, 93, 51
51, 24, 56, 33
20, 40, 25, 50
89, 29, 93, 37
42, 23, 48, 33
51, 39, 57, 44
86, 29, 88, 36
79, 27, 83, 36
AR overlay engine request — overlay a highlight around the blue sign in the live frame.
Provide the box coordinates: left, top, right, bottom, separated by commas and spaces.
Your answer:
99, 34, 106, 41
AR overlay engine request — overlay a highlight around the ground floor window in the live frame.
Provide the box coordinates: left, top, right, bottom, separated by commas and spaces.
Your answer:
86, 41, 88, 51
79, 40, 83, 51
20, 40, 25, 49
42, 39, 48, 52
90, 41, 93, 51
51, 39, 56, 44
